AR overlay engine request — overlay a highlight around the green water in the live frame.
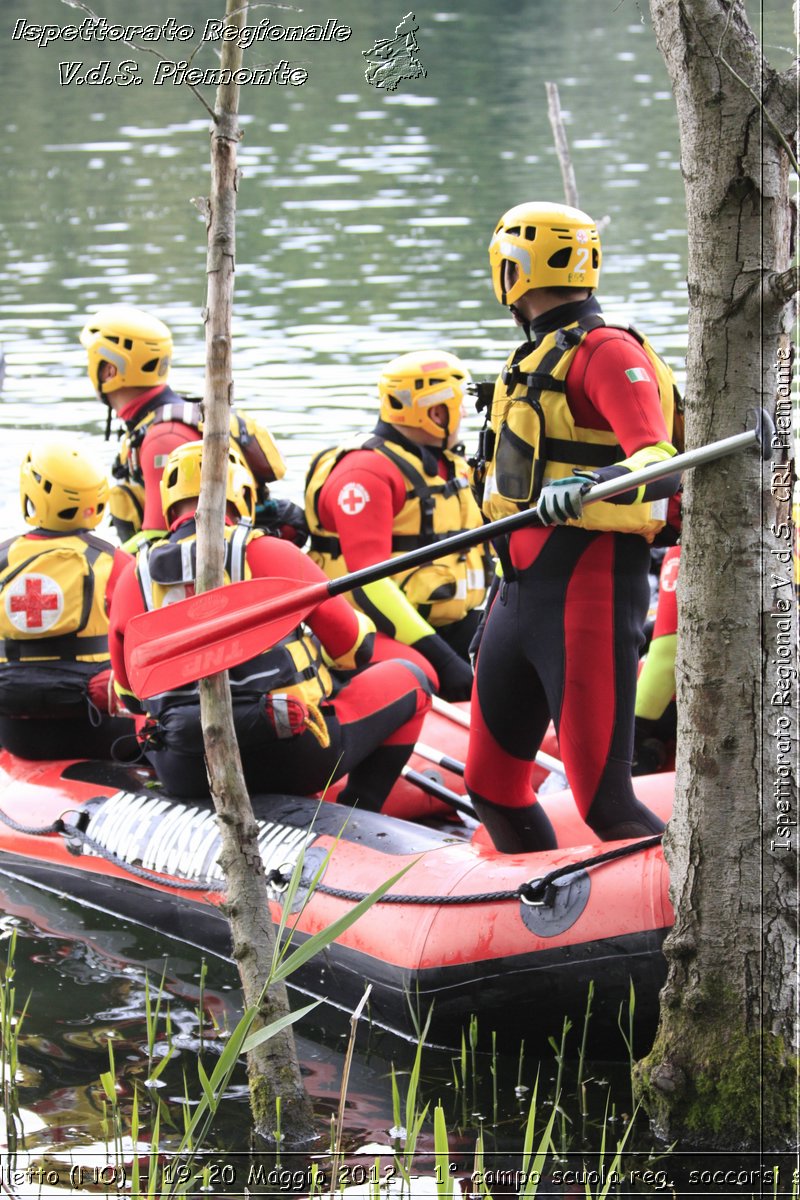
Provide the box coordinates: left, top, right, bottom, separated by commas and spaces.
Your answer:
0, 0, 706, 535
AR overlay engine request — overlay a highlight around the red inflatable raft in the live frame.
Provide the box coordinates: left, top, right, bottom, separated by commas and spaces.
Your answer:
0, 706, 673, 1048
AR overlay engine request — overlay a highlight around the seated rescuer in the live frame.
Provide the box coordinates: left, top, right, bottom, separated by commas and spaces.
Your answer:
304, 351, 493, 702
79, 305, 308, 550
108, 441, 433, 806
0, 441, 134, 759
464, 201, 682, 852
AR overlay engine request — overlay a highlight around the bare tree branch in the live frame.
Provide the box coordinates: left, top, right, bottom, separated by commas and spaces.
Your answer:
59, 0, 216, 119
716, 0, 800, 175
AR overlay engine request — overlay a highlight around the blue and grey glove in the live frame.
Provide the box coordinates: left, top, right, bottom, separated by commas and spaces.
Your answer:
536, 474, 594, 526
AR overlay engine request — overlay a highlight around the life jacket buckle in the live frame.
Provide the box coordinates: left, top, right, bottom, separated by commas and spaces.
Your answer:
555, 327, 583, 350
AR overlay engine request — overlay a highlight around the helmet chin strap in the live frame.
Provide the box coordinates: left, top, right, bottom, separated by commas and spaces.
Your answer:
97, 362, 115, 441
440, 408, 450, 452
101, 388, 113, 441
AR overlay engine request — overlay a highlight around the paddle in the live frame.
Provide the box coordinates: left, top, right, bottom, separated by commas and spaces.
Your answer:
126, 410, 773, 698
400, 765, 475, 817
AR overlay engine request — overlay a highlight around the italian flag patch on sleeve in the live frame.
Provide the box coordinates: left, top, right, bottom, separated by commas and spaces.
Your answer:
625, 367, 651, 383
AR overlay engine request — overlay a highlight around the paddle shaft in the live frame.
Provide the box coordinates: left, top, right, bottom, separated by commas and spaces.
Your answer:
401, 766, 475, 817
126, 413, 771, 697
322, 422, 766, 603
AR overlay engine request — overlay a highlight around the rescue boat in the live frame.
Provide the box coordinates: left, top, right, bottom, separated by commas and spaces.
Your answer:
0, 708, 673, 1049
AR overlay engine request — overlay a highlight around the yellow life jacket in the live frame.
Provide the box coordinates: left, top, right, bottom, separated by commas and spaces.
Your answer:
134, 521, 332, 714
0, 531, 115, 664
111, 386, 286, 534
481, 314, 680, 540
305, 431, 489, 627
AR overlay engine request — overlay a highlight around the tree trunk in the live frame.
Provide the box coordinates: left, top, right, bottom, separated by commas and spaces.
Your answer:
635, 0, 798, 1149
195, 0, 316, 1144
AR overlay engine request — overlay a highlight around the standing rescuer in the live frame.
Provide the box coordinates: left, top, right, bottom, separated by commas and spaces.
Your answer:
304, 350, 492, 701
465, 201, 682, 852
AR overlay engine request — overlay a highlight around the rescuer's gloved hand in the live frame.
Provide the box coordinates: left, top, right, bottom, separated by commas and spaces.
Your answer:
414, 634, 474, 702
255, 496, 309, 547
536, 475, 593, 525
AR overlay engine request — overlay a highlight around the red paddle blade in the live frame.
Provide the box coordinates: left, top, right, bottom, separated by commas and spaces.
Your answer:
125, 576, 329, 698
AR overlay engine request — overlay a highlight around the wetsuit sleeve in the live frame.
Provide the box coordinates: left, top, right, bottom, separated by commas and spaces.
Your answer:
318, 453, 437, 645
138, 422, 202, 532
573, 333, 681, 504
245, 536, 375, 670
104, 547, 134, 615
108, 558, 147, 714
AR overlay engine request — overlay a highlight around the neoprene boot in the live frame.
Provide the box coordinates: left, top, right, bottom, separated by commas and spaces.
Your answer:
469, 794, 557, 853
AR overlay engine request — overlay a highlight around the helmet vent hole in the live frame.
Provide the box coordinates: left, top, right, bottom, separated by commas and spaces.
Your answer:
506, 225, 521, 236
547, 247, 572, 269
124, 338, 133, 350
592, 249, 600, 268
388, 395, 404, 410
524, 226, 537, 241
57, 507, 78, 521
141, 357, 158, 374
43, 480, 52, 494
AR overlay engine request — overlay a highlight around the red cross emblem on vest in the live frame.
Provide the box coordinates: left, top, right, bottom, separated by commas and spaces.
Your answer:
6, 574, 64, 632
337, 482, 370, 516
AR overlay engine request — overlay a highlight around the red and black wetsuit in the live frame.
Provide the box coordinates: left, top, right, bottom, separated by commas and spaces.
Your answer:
110, 526, 431, 809
465, 296, 678, 850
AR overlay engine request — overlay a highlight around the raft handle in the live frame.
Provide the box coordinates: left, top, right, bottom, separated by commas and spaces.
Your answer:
519, 834, 664, 908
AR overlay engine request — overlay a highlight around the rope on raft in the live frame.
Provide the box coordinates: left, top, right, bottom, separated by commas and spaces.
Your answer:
0, 804, 662, 907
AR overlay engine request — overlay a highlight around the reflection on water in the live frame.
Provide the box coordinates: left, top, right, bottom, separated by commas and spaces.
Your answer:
0, 0, 704, 537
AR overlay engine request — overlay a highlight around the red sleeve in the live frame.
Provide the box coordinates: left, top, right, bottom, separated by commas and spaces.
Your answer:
244, 535, 363, 662
317, 451, 407, 571
567, 329, 671, 455
652, 546, 680, 640
108, 558, 144, 693
105, 546, 134, 615
139, 422, 202, 530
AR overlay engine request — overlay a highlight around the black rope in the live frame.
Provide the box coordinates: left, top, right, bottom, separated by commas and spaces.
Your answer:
0, 806, 67, 837
520, 835, 663, 905
292, 835, 664, 907
0, 801, 662, 908
0, 804, 219, 893
74, 828, 221, 892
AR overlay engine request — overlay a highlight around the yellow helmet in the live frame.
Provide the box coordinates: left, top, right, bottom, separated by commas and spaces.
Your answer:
378, 351, 470, 440
20, 441, 109, 532
160, 441, 256, 526
79, 305, 173, 395
488, 202, 602, 306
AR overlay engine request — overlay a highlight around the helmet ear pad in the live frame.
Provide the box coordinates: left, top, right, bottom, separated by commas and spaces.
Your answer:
20, 442, 109, 532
